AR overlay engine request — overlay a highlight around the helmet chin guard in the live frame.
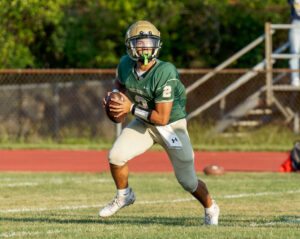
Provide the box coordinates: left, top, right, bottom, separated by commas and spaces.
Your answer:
125, 21, 162, 65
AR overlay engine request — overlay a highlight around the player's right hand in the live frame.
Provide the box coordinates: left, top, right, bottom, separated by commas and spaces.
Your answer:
109, 92, 133, 116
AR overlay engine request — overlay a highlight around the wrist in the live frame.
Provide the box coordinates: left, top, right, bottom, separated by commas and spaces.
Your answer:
131, 105, 152, 122
130, 103, 135, 113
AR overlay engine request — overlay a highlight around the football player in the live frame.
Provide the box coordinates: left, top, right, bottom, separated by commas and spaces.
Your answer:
100, 20, 220, 225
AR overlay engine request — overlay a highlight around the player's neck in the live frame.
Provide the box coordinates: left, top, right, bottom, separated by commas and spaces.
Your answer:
136, 59, 156, 72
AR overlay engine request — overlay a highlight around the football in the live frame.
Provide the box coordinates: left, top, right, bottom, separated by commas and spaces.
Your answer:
203, 165, 225, 176
105, 91, 127, 123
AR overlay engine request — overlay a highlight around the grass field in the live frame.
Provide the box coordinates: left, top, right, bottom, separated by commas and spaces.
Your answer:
0, 123, 299, 152
0, 172, 300, 238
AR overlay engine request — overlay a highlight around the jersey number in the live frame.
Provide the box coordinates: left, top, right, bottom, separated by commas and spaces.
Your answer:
135, 95, 148, 109
163, 85, 172, 98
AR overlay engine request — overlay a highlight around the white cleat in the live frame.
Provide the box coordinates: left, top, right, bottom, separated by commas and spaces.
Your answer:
98, 188, 136, 217
204, 200, 220, 226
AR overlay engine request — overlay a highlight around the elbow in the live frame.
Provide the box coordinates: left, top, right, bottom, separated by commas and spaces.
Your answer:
156, 117, 169, 126
160, 119, 169, 126
151, 110, 170, 126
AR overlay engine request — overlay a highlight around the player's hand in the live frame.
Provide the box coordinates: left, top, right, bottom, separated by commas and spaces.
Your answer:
109, 92, 133, 117
103, 92, 111, 108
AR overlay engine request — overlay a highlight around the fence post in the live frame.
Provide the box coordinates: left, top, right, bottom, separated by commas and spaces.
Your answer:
220, 97, 226, 118
116, 123, 122, 137
54, 83, 60, 138
18, 84, 23, 138
265, 22, 273, 106
294, 111, 299, 135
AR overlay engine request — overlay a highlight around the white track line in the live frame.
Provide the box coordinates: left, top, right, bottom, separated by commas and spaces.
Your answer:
1, 189, 300, 214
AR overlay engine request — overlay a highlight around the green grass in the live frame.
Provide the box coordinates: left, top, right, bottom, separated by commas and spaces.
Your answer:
0, 121, 298, 151
0, 142, 294, 151
0, 172, 300, 238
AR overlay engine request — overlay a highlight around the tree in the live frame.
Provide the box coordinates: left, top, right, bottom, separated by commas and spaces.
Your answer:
0, 0, 290, 69
0, 0, 70, 68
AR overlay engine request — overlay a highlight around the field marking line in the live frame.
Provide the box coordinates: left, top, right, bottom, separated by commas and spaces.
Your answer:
1, 219, 299, 239
1, 189, 300, 214
250, 218, 300, 227
0, 226, 129, 238
0, 182, 38, 187
0, 179, 112, 188
0, 230, 61, 238
0, 177, 168, 188
219, 189, 300, 198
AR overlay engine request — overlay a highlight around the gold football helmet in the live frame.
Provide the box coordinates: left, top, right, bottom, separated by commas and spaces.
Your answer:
125, 20, 162, 65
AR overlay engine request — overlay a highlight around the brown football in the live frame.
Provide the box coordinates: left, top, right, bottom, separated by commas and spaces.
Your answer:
105, 91, 127, 123
203, 165, 225, 176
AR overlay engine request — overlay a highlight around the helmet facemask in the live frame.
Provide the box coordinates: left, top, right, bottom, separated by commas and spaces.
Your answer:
126, 35, 162, 65
125, 21, 162, 65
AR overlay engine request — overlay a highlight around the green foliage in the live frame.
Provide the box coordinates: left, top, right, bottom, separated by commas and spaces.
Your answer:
61, 0, 184, 68
0, 0, 291, 68
0, 0, 70, 68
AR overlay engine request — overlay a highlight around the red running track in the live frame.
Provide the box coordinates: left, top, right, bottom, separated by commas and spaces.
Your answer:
0, 150, 289, 172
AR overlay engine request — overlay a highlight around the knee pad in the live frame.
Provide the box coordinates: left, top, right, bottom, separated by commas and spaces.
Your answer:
176, 172, 198, 193
108, 149, 127, 166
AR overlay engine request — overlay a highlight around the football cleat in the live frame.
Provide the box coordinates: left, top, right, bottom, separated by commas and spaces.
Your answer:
98, 188, 136, 217
204, 200, 220, 226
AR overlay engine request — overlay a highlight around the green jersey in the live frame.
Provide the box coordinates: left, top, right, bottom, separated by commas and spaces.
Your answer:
117, 55, 187, 124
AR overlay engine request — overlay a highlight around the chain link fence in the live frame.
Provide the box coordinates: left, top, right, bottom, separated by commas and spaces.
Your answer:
0, 69, 299, 142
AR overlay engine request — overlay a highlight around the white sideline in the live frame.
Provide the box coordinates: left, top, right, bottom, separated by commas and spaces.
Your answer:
1, 191, 300, 238
0, 179, 112, 188
0, 189, 300, 214
1, 219, 299, 238
0, 230, 61, 238
250, 218, 300, 227
0, 182, 38, 187
221, 189, 300, 198
0, 178, 168, 187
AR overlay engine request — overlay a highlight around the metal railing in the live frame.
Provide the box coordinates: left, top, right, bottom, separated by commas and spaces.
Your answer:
185, 33, 273, 95
186, 43, 290, 121
265, 23, 300, 133
185, 22, 300, 134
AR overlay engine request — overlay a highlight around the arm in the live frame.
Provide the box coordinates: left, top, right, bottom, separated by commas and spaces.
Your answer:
149, 101, 172, 126
114, 78, 126, 93
110, 94, 172, 126
130, 101, 173, 126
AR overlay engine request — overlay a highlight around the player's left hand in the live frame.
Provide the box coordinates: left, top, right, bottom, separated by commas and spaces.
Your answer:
109, 92, 133, 117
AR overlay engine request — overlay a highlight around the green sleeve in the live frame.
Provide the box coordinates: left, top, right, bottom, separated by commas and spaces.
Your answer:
117, 55, 129, 85
155, 64, 179, 103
